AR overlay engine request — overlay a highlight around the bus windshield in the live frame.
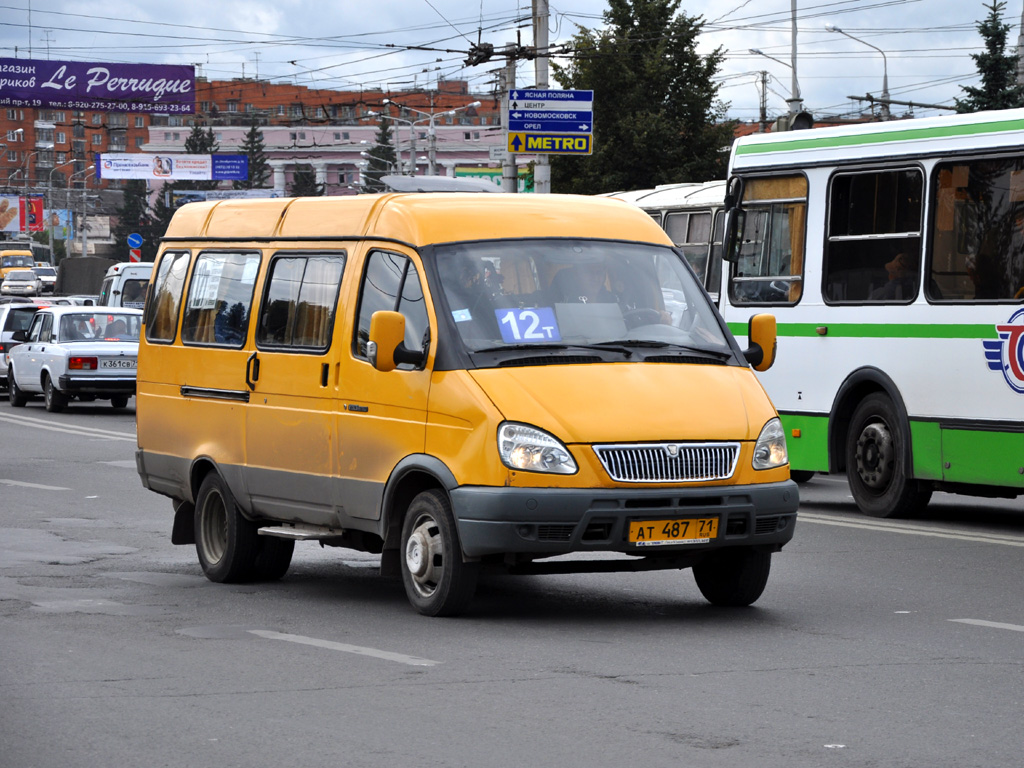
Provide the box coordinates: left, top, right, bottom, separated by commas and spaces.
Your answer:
1, 253, 34, 269
434, 239, 730, 353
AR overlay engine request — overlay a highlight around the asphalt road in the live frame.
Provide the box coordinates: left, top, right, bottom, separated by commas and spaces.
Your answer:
1, 397, 1022, 768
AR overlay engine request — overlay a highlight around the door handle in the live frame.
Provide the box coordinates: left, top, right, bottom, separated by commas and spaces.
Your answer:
245, 351, 260, 391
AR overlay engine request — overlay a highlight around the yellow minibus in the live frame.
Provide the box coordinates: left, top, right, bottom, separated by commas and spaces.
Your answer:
135, 193, 797, 615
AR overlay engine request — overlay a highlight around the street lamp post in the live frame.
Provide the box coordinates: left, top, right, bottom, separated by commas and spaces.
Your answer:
21, 150, 40, 190
48, 160, 76, 255
826, 24, 890, 119
5, 169, 22, 192
749, 48, 803, 115
364, 111, 428, 174
70, 165, 95, 258
381, 99, 481, 176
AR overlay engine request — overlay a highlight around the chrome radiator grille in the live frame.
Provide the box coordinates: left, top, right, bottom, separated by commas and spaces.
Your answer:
594, 442, 740, 483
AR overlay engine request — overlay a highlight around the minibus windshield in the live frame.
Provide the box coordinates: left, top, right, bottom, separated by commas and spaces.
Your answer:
435, 239, 731, 354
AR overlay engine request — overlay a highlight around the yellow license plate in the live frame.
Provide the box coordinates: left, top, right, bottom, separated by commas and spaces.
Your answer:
628, 517, 719, 547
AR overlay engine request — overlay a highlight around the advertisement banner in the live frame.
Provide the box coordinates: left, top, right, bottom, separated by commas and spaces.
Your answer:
0, 195, 22, 232
98, 153, 248, 181
44, 208, 74, 240
455, 166, 533, 193
0, 57, 194, 113
20, 195, 44, 232
172, 188, 280, 207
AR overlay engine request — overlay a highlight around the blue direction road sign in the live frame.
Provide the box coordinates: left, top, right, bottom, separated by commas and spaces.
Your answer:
506, 89, 594, 135
507, 133, 592, 155
127, 233, 143, 249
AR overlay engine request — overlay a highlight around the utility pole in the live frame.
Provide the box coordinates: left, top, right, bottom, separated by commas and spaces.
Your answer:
758, 71, 768, 132
502, 48, 518, 192
788, 0, 803, 115
1017, 4, 1024, 85
533, 0, 551, 194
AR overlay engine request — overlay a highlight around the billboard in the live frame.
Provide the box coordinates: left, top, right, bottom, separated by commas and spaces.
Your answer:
0, 58, 194, 113
0, 196, 21, 232
98, 153, 248, 181
44, 209, 74, 240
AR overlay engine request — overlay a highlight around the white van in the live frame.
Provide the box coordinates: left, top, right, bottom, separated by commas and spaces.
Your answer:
98, 262, 153, 309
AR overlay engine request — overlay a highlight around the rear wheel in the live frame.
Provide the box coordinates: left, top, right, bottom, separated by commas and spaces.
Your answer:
400, 489, 478, 616
8, 370, 27, 407
110, 395, 129, 409
194, 472, 260, 583
253, 536, 295, 581
846, 393, 931, 518
790, 470, 815, 484
44, 375, 67, 413
693, 549, 771, 607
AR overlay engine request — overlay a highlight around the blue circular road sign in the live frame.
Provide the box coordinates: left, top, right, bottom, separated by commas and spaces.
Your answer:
127, 233, 143, 249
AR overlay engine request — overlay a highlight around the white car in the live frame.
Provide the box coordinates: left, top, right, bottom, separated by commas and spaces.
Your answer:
6, 306, 142, 411
32, 265, 57, 293
1, 269, 44, 297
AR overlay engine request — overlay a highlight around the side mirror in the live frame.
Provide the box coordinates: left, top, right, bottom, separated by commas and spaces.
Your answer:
367, 310, 425, 372
722, 207, 745, 263
743, 313, 777, 372
11, 329, 27, 342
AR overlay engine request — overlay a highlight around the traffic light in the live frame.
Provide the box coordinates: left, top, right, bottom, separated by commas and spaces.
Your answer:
771, 111, 814, 132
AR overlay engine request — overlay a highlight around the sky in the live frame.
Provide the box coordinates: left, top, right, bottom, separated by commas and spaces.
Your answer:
0, 0, 1017, 123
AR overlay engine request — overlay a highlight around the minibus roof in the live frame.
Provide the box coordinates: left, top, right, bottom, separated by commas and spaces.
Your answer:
162, 193, 674, 248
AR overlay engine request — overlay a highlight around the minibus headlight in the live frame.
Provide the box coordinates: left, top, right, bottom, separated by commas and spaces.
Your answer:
752, 417, 788, 470
497, 422, 577, 475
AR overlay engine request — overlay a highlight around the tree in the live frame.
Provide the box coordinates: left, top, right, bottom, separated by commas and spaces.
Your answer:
112, 179, 160, 261
183, 123, 220, 191
550, 0, 734, 194
234, 120, 271, 190
288, 164, 325, 197
956, 1, 1024, 113
359, 115, 398, 193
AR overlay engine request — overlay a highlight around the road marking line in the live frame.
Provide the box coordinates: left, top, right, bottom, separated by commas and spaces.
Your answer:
0, 479, 70, 491
799, 512, 1024, 547
949, 619, 1024, 633
0, 412, 135, 441
247, 630, 441, 666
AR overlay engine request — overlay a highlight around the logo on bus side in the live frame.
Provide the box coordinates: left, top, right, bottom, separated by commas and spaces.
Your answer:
984, 308, 1024, 394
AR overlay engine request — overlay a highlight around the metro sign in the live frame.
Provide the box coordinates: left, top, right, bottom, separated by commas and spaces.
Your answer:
507, 133, 592, 155
506, 89, 594, 155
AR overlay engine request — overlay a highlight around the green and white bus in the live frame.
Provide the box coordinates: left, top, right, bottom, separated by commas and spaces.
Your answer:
718, 108, 1024, 518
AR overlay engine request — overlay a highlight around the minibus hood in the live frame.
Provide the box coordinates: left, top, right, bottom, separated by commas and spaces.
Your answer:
469, 363, 775, 444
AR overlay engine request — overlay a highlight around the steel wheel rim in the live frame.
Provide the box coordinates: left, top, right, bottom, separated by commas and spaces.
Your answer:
855, 420, 895, 492
199, 491, 228, 565
405, 513, 443, 599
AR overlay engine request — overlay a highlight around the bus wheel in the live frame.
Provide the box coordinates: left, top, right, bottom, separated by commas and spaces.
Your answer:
194, 472, 260, 583
790, 470, 815, 484
253, 536, 295, 581
693, 549, 771, 607
400, 489, 478, 616
846, 394, 931, 518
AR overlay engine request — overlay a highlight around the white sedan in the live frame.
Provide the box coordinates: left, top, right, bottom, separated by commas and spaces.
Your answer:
6, 306, 142, 411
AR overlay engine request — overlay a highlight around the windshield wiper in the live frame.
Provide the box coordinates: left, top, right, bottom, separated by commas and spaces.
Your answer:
595, 339, 735, 359
472, 342, 633, 357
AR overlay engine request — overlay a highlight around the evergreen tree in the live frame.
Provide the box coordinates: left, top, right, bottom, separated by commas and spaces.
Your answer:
956, 1, 1024, 112
183, 123, 221, 191
360, 115, 399, 193
112, 179, 160, 261
150, 182, 177, 239
234, 120, 271, 190
288, 164, 325, 197
550, 0, 733, 194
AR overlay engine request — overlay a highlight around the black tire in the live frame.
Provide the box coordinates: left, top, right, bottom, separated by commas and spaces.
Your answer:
8, 370, 27, 407
400, 489, 478, 617
790, 470, 815, 484
846, 393, 932, 518
44, 375, 67, 413
78, 394, 96, 402
194, 472, 261, 583
110, 395, 129, 409
693, 549, 771, 607
252, 535, 295, 581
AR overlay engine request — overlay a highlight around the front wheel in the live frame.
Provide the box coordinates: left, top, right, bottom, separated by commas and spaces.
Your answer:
693, 549, 771, 607
110, 395, 129, 409
8, 370, 27, 407
400, 489, 478, 616
44, 375, 67, 413
846, 393, 931, 518
194, 472, 260, 583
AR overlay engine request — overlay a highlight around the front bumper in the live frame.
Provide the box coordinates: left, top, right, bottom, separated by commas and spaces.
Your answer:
450, 480, 798, 558
58, 375, 136, 395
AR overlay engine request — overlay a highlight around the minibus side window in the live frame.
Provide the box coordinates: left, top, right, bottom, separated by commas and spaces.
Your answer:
181, 251, 261, 347
256, 253, 345, 350
929, 158, 1024, 302
728, 175, 806, 305
145, 251, 189, 343
97, 277, 113, 306
824, 168, 922, 303
355, 250, 429, 370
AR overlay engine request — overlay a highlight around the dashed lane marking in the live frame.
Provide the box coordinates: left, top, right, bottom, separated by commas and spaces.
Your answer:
248, 630, 441, 666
